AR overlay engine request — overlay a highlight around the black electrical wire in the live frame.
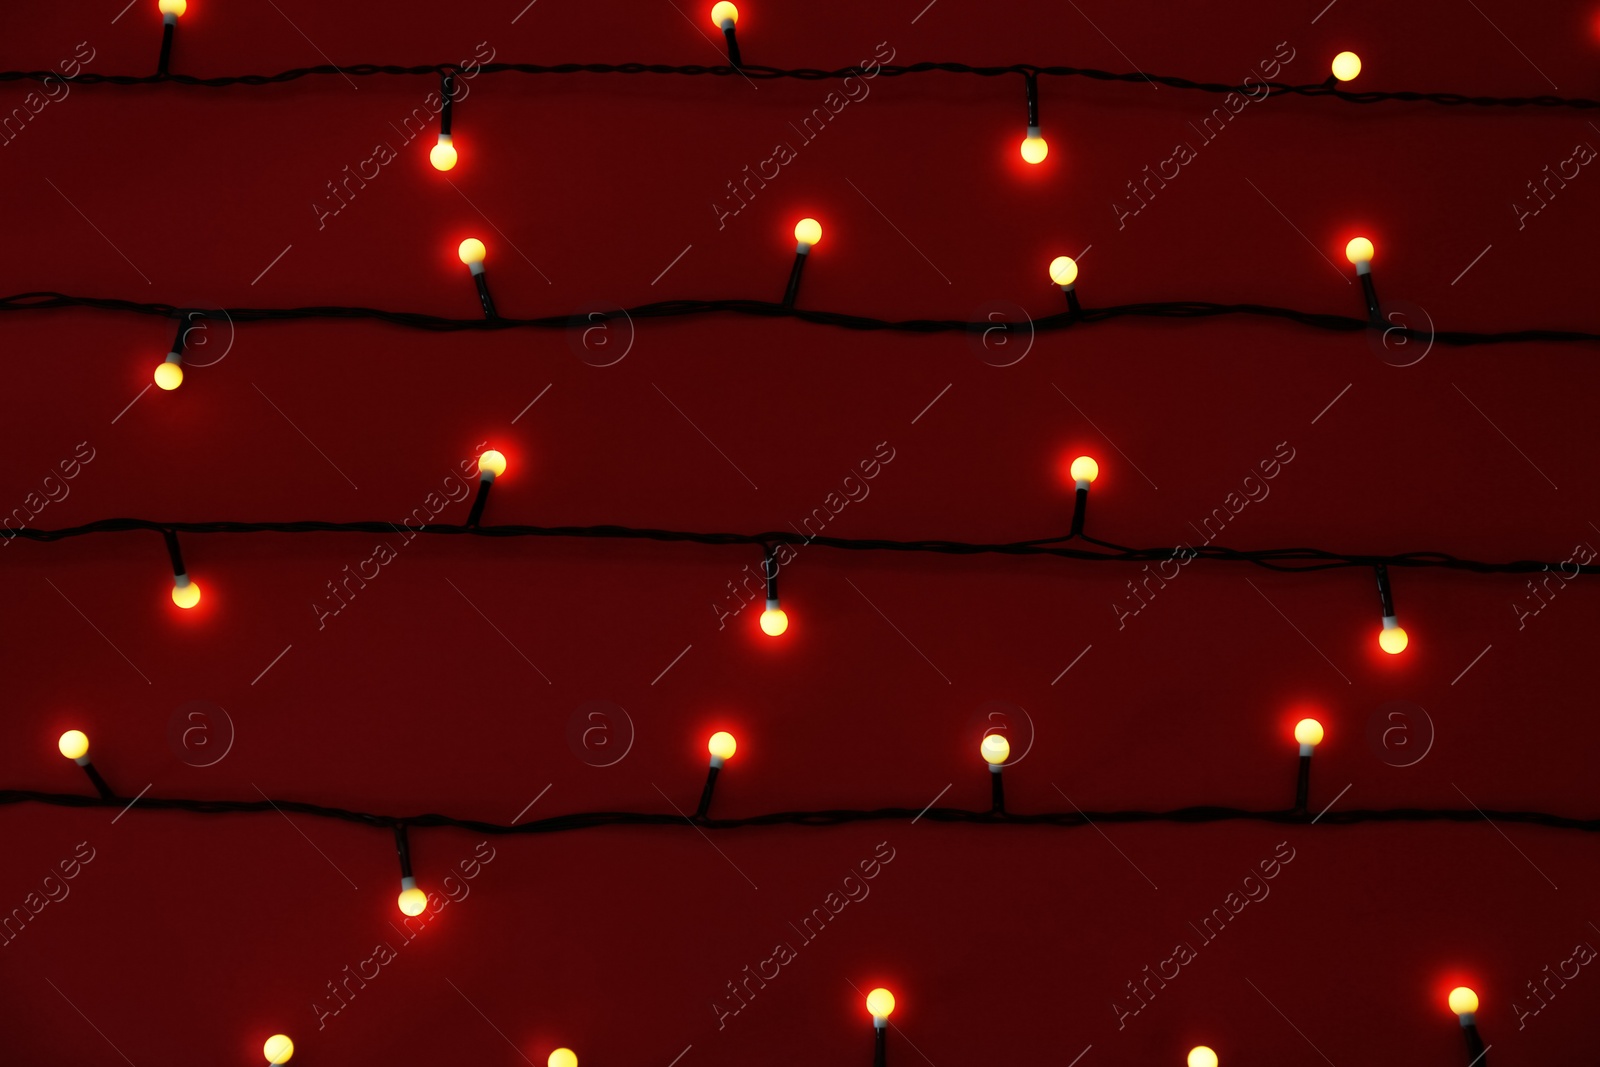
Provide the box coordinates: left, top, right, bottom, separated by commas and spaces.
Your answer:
3, 292, 1599, 347
0, 61, 1596, 111
4, 517, 1597, 577
2, 789, 1597, 834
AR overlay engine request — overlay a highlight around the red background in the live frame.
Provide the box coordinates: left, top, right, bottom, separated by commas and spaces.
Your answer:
2, 1, 1598, 1064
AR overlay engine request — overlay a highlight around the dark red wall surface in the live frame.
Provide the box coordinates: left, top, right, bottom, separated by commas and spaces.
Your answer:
3, 1, 1599, 1064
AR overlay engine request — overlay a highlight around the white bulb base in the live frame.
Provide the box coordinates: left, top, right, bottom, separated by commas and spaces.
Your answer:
163, 12, 177, 25
766, 597, 779, 612
480, 469, 496, 484
174, 572, 192, 589
74, 754, 91, 767
164, 350, 182, 365
1382, 614, 1400, 630
436, 133, 453, 147
1299, 742, 1314, 757
1355, 259, 1372, 276
988, 762, 1003, 773
1074, 478, 1090, 491
795, 242, 812, 255
1027, 124, 1041, 139
709, 755, 725, 769
1458, 1011, 1476, 1027
400, 875, 418, 891
467, 261, 486, 277
1060, 281, 1076, 293
719, 17, 735, 29
873, 1016, 888, 1029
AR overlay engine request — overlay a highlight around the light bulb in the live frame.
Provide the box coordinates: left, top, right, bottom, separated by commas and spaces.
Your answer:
154, 355, 183, 390
866, 986, 895, 1023
430, 136, 457, 171
478, 449, 507, 478
58, 730, 90, 761
1448, 986, 1479, 1016
1378, 622, 1408, 655
1187, 1046, 1218, 1067
548, 1051, 578, 1067
1048, 255, 1078, 288
980, 734, 1010, 766
398, 883, 427, 916
709, 1, 738, 27
158, 0, 187, 15
759, 607, 788, 636
263, 1034, 294, 1065
1345, 236, 1374, 267
708, 731, 737, 764
458, 238, 487, 269
1293, 717, 1324, 748
794, 217, 822, 250
1069, 455, 1098, 486
1331, 51, 1362, 82
171, 575, 201, 609
1020, 130, 1048, 164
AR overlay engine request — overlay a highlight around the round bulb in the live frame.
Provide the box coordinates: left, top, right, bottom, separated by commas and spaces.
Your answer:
1345, 237, 1374, 265
709, 1, 738, 26
1378, 625, 1409, 655
171, 580, 202, 609
548, 1051, 578, 1067
478, 449, 507, 477
154, 361, 184, 390
1020, 134, 1048, 164
263, 1034, 294, 1065
397, 887, 428, 916
1294, 718, 1324, 747
759, 607, 788, 636
794, 218, 822, 246
430, 141, 458, 171
1331, 51, 1362, 82
1048, 255, 1078, 287
1069, 455, 1098, 484
1448, 986, 1479, 1015
980, 734, 1010, 765
708, 731, 737, 761
865, 987, 895, 1019
58, 730, 89, 761
458, 238, 487, 266
1187, 1047, 1218, 1067
158, 0, 187, 15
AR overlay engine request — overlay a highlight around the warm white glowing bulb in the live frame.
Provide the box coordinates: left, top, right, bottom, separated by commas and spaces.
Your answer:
1294, 718, 1324, 749
980, 734, 1010, 766
759, 606, 788, 636
154, 356, 183, 390
1187, 1046, 1218, 1067
159, 0, 187, 16
430, 135, 458, 171
1069, 455, 1098, 486
866, 987, 895, 1023
1048, 255, 1078, 288
548, 1050, 578, 1067
1020, 129, 1048, 164
1379, 618, 1408, 655
171, 575, 201, 609
398, 878, 427, 916
1448, 986, 1479, 1017
478, 449, 507, 478
710, 1, 738, 27
708, 731, 737, 763
263, 1034, 294, 1065
458, 238, 487, 271
58, 730, 90, 761
794, 217, 822, 250
1331, 51, 1362, 82
1345, 236, 1374, 266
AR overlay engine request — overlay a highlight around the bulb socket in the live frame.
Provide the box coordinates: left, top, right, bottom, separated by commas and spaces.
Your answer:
1382, 614, 1400, 630
1458, 1011, 1476, 1027
873, 1015, 888, 1029
1299, 742, 1314, 757
709, 754, 725, 769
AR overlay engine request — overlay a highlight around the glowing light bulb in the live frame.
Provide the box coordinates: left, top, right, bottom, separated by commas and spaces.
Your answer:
1187, 1046, 1218, 1067
1069, 455, 1098, 486
1331, 51, 1362, 82
1048, 255, 1078, 288
154, 355, 183, 390
478, 449, 507, 478
1378, 622, 1408, 655
398, 883, 427, 916
58, 730, 89, 761
794, 217, 822, 250
171, 575, 201, 609
430, 136, 458, 171
458, 238, 487, 270
759, 607, 788, 636
1345, 237, 1374, 267
866, 987, 895, 1023
1020, 130, 1048, 164
548, 1050, 578, 1067
710, 1, 738, 27
1448, 986, 1479, 1016
159, 0, 187, 16
1294, 718, 1324, 748
263, 1034, 294, 1065
708, 731, 737, 764
981, 734, 1010, 766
